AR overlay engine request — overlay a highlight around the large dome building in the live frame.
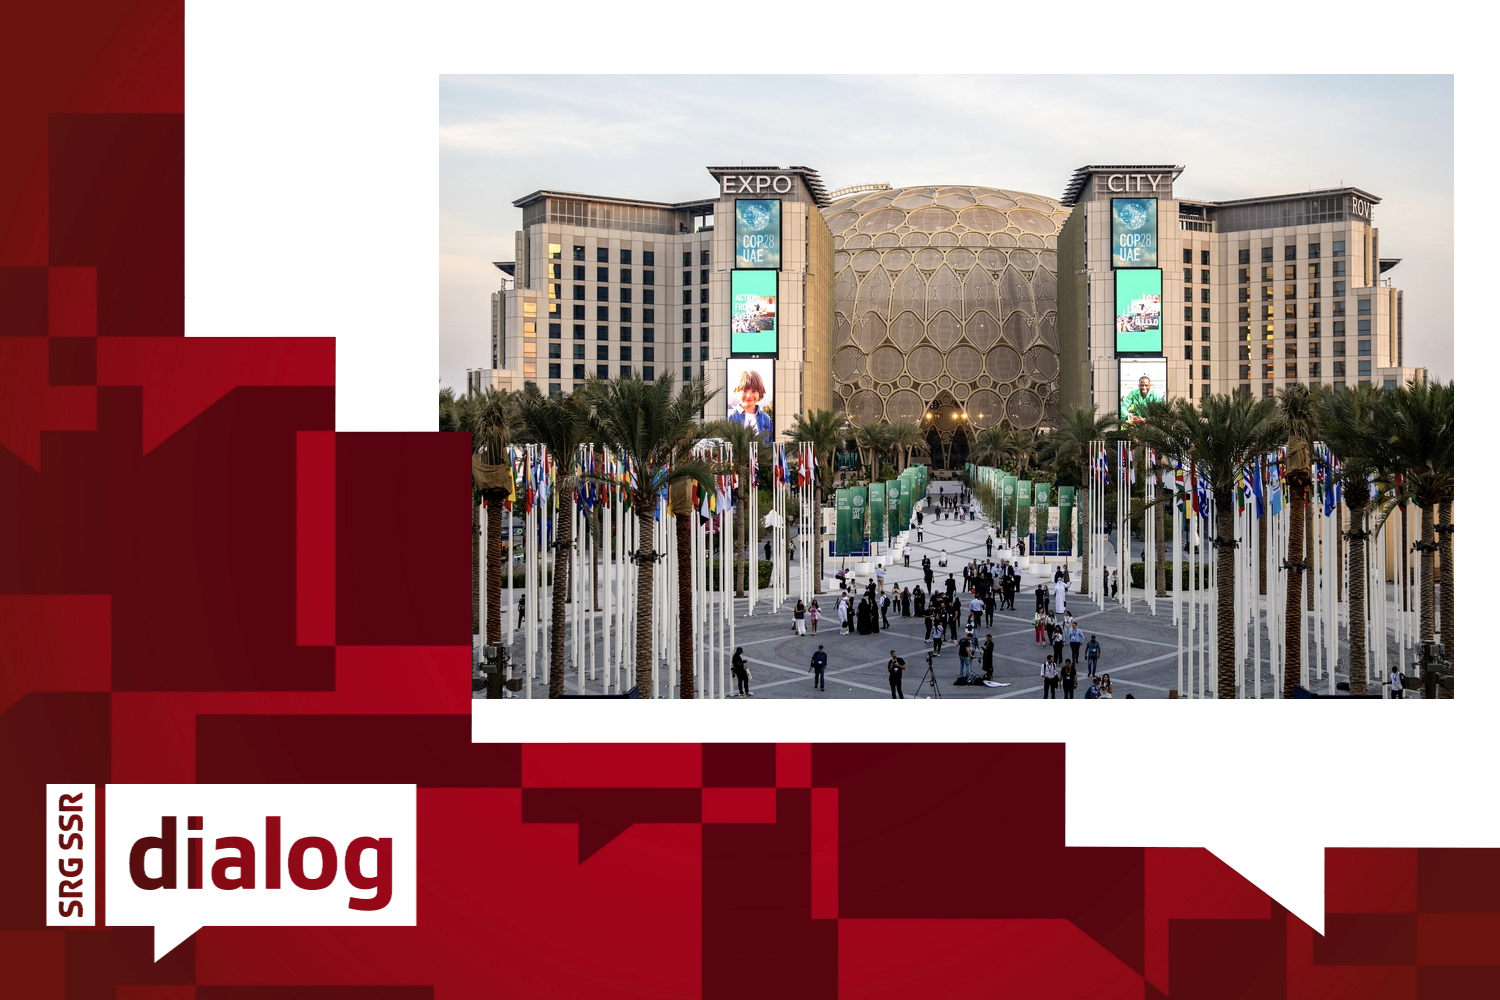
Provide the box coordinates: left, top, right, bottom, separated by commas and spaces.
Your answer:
824, 184, 1069, 466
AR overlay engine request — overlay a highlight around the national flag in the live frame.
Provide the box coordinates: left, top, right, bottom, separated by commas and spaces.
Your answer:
1250, 460, 1265, 519
1127, 445, 1137, 486
1268, 456, 1283, 516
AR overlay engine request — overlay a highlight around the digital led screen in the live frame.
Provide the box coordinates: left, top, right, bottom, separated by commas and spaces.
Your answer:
1119, 357, 1167, 425
726, 358, 775, 445
735, 199, 781, 269
730, 269, 778, 355
1115, 269, 1163, 353
1111, 197, 1157, 269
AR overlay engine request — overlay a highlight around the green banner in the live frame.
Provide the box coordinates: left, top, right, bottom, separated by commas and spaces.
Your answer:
850, 487, 867, 551
1002, 475, 1017, 535
1016, 480, 1031, 544
835, 489, 852, 556
1059, 486, 1075, 554
886, 479, 902, 539
1034, 482, 1051, 546
868, 481, 885, 543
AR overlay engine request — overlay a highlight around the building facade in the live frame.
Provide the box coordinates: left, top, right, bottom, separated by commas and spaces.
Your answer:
1057, 165, 1424, 425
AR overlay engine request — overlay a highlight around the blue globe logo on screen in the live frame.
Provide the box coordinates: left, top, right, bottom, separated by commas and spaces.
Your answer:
739, 202, 773, 232
1116, 201, 1149, 230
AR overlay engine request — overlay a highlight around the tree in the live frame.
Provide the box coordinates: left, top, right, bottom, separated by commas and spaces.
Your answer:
787, 409, 849, 596
1317, 385, 1386, 696
1045, 404, 1119, 595
514, 384, 591, 699
701, 419, 764, 598
583, 374, 716, 698
855, 422, 894, 482
887, 420, 925, 472
971, 425, 1009, 468
440, 387, 483, 635
1277, 382, 1321, 698
1134, 393, 1285, 697
471, 389, 515, 652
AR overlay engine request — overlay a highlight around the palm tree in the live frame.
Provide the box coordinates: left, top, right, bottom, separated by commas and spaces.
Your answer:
971, 425, 1009, 468
1045, 404, 1119, 595
1317, 385, 1386, 695
440, 387, 483, 635
1134, 393, 1285, 697
583, 373, 716, 698
471, 389, 515, 652
702, 419, 764, 598
1381, 380, 1455, 685
787, 409, 849, 596
439, 387, 459, 431
1001, 428, 1041, 477
887, 420, 925, 472
1277, 383, 1321, 698
854, 421, 893, 481
514, 384, 591, 699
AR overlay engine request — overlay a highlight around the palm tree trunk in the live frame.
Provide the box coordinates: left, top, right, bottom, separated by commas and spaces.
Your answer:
1154, 494, 1166, 593
484, 490, 507, 649
1346, 499, 1369, 696
814, 480, 826, 595
676, 507, 695, 699
1439, 499, 1453, 664
471, 496, 482, 636
1215, 496, 1237, 698
1419, 504, 1435, 642
547, 486, 575, 698
735, 464, 747, 598
1258, 506, 1267, 596
1282, 473, 1309, 699
1078, 465, 1090, 595
634, 506, 657, 698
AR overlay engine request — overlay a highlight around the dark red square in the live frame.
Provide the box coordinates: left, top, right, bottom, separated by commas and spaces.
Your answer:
0, 267, 48, 337
48, 337, 95, 384
1314, 913, 1417, 965
704, 743, 776, 787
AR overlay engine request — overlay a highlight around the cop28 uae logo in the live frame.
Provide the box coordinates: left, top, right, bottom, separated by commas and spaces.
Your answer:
48, 783, 416, 961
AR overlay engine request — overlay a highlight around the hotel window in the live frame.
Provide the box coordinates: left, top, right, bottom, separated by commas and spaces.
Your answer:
1358, 319, 1372, 336
1184, 267, 1193, 284
682, 290, 692, 305
549, 301, 560, 318
1333, 341, 1345, 357
1201, 364, 1211, 380
548, 283, 560, 300
683, 269, 692, 285
1200, 345, 1211, 360
1263, 364, 1275, 380
700, 308, 709, 323
1333, 280, 1347, 297
1184, 345, 1193, 360
1200, 308, 1210, 322
1358, 340, 1371, 356
1333, 301, 1345, 317
1239, 326, 1251, 341
643, 308, 655, 323
1308, 322, 1321, 337
597, 267, 609, 283
596, 345, 609, 360
572, 305, 585, 320
573, 364, 586, 380
597, 325, 609, 340
683, 252, 691, 266
1333, 322, 1345, 337
550, 263, 561, 280
547, 343, 561, 359
700, 345, 710, 361
1285, 265, 1297, 281
643, 251, 655, 266
643, 346, 654, 362
1263, 383, 1275, 398
700, 269, 709, 284
1284, 246, 1297, 261
1199, 288, 1210, 303
1384, 379, 1397, 390
597, 247, 609, 263
1200, 250, 1210, 265
620, 307, 632, 322
1284, 304, 1297, 319
598, 364, 609, 378
1239, 306, 1251, 321
597, 287, 610, 301
1262, 305, 1274, 321
1239, 248, 1250, 264
549, 383, 562, 397
522, 341, 536, 358
573, 344, 584, 359
1201, 269, 1210, 284
1263, 345, 1274, 360
573, 324, 585, 339
700, 328, 710, 342
1239, 268, 1250, 283
1358, 299, 1372, 316
1308, 263, 1321, 279
573, 246, 585, 261
620, 328, 632, 342
1261, 247, 1273, 263
621, 268, 632, 284
1333, 361, 1346, 377
1183, 248, 1192, 264
548, 363, 561, 379
683, 309, 692, 324
699, 288, 709, 303
1239, 345, 1251, 361
1309, 283, 1321, 298
1262, 285, 1274, 301
643, 269, 655, 285
1307, 243, 1320, 259
1200, 326, 1211, 340
1310, 362, 1321, 378
1285, 324, 1297, 339
1285, 343, 1298, 359
620, 288, 632, 303
548, 322, 561, 339
682, 346, 692, 362
643, 328, 655, 342
1308, 302, 1321, 318
643, 366, 655, 381
596, 306, 609, 321
1260, 266, 1273, 282
573, 285, 585, 299
643, 290, 654, 304
1239, 365, 1251, 380
620, 346, 632, 362
621, 249, 632, 265
683, 366, 693, 382
573, 265, 585, 280
700, 250, 710, 265
1309, 342, 1321, 358
1184, 307, 1193, 322
1239, 384, 1252, 396
1332, 260, 1346, 277
548, 243, 562, 260
1333, 241, 1346, 256
1358, 360, 1371, 377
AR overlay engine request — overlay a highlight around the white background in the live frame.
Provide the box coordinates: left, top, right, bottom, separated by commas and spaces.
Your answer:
186, 1, 1485, 937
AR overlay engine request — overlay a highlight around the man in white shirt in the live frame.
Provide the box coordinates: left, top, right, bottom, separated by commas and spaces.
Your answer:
875, 564, 886, 593
902, 542, 911, 567
1052, 576, 1070, 615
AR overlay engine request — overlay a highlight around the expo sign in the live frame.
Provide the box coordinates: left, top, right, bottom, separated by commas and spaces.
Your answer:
721, 174, 794, 196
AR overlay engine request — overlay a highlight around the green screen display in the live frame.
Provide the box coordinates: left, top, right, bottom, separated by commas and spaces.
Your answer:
731, 270, 778, 355
1115, 269, 1163, 354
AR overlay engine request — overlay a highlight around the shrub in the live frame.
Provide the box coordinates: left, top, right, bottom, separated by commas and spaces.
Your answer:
1129, 561, 1208, 591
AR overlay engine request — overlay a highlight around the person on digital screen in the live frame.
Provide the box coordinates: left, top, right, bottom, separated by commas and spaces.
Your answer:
1121, 373, 1160, 425
729, 367, 774, 443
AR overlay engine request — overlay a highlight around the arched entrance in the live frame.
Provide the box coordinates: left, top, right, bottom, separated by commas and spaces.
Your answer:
920, 392, 975, 470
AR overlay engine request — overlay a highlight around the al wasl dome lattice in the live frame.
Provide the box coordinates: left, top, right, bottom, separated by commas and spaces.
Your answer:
825, 185, 1069, 455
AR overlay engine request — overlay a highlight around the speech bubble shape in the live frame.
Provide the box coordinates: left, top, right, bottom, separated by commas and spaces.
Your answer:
104, 784, 415, 961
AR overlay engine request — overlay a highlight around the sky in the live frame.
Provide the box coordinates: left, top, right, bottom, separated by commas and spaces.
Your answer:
439, 74, 1454, 392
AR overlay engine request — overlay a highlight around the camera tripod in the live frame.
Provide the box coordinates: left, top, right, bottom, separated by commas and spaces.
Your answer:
916, 651, 942, 698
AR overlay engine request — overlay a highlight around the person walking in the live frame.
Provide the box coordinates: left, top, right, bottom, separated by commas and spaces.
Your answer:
517, 594, 525, 628
930, 618, 945, 655
838, 596, 850, 635
1390, 666, 1404, 699
810, 645, 828, 691
945, 574, 957, 600
902, 542, 911, 567
1034, 584, 1047, 613
875, 563, 886, 593
1061, 659, 1078, 699
901, 586, 912, 618
1051, 625, 1066, 668
968, 595, 984, 630
1040, 656, 1060, 698
985, 533, 994, 558
1068, 623, 1084, 666
981, 634, 995, 680
983, 591, 995, 628
1052, 575, 1070, 616
731, 647, 751, 697
764, 540, 772, 563
957, 634, 973, 682
1032, 609, 1046, 645
793, 600, 807, 636
1110, 569, 1119, 600
880, 592, 891, 630
887, 650, 906, 699
1085, 635, 1101, 678
808, 600, 821, 635
913, 585, 926, 617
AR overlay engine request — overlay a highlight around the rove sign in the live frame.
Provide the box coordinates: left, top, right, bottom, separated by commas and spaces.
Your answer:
102, 784, 416, 960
